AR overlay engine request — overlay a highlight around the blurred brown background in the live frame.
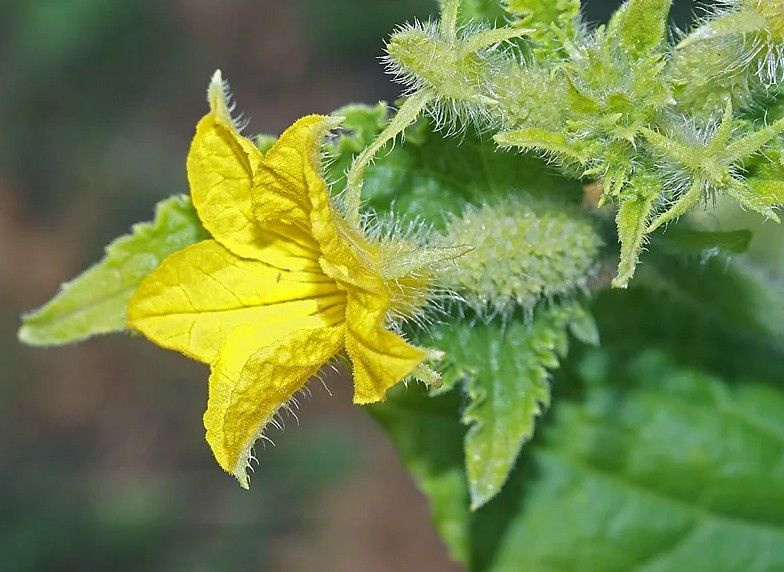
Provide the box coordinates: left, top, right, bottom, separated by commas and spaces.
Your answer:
0, 1, 701, 570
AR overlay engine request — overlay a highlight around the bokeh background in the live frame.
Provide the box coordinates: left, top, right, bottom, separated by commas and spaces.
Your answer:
1, 1, 707, 570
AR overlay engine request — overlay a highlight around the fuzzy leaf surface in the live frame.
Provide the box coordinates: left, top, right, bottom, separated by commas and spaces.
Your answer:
19, 195, 208, 345
431, 302, 597, 509
614, 176, 659, 287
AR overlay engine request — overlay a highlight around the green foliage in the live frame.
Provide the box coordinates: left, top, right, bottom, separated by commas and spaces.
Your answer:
19, 195, 208, 345
641, 236, 784, 353
373, 345, 784, 572
607, 0, 670, 59
329, 102, 390, 164
428, 302, 597, 509
369, 384, 470, 563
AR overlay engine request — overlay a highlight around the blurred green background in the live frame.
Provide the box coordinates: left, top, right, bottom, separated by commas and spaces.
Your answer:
0, 1, 707, 570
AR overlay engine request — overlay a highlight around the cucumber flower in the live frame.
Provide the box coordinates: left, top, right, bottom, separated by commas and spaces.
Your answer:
128, 71, 464, 488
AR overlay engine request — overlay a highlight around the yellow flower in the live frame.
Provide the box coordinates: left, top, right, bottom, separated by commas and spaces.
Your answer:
128, 71, 456, 488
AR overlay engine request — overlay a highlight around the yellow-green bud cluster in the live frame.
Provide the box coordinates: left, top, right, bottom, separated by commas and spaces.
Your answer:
673, 0, 784, 112
384, 21, 563, 133
440, 198, 603, 316
346, 0, 784, 290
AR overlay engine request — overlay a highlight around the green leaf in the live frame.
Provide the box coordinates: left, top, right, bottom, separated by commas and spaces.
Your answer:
490, 349, 784, 571
613, 175, 660, 288
641, 248, 784, 353
329, 103, 389, 160
744, 140, 784, 206
19, 195, 208, 346
749, 178, 784, 205
661, 227, 753, 258
328, 111, 584, 227
494, 127, 590, 164
432, 302, 597, 509
607, 0, 671, 60
372, 347, 784, 571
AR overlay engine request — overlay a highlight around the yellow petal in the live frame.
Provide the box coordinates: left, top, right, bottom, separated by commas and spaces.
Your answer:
187, 109, 319, 270
253, 115, 341, 233
258, 117, 427, 402
253, 114, 382, 290
344, 290, 427, 404
205, 324, 345, 488
128, 239, 345, 364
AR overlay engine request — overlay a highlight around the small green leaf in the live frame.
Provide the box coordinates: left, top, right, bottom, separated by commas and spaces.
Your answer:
19, 195, 208, 346
325, 102, 389, 191
647, 178, 706, 232
431, 302, 596, 509
724, 180, 781, 222
744, 140, 784, 206
614, 176, 660, 288
607, 0, 671, 60
331, 102, 389, 154
494, 128, 590, 164
254, 134, 277, 153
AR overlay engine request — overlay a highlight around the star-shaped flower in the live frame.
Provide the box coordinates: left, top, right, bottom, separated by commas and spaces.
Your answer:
128, 72, 459, 487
